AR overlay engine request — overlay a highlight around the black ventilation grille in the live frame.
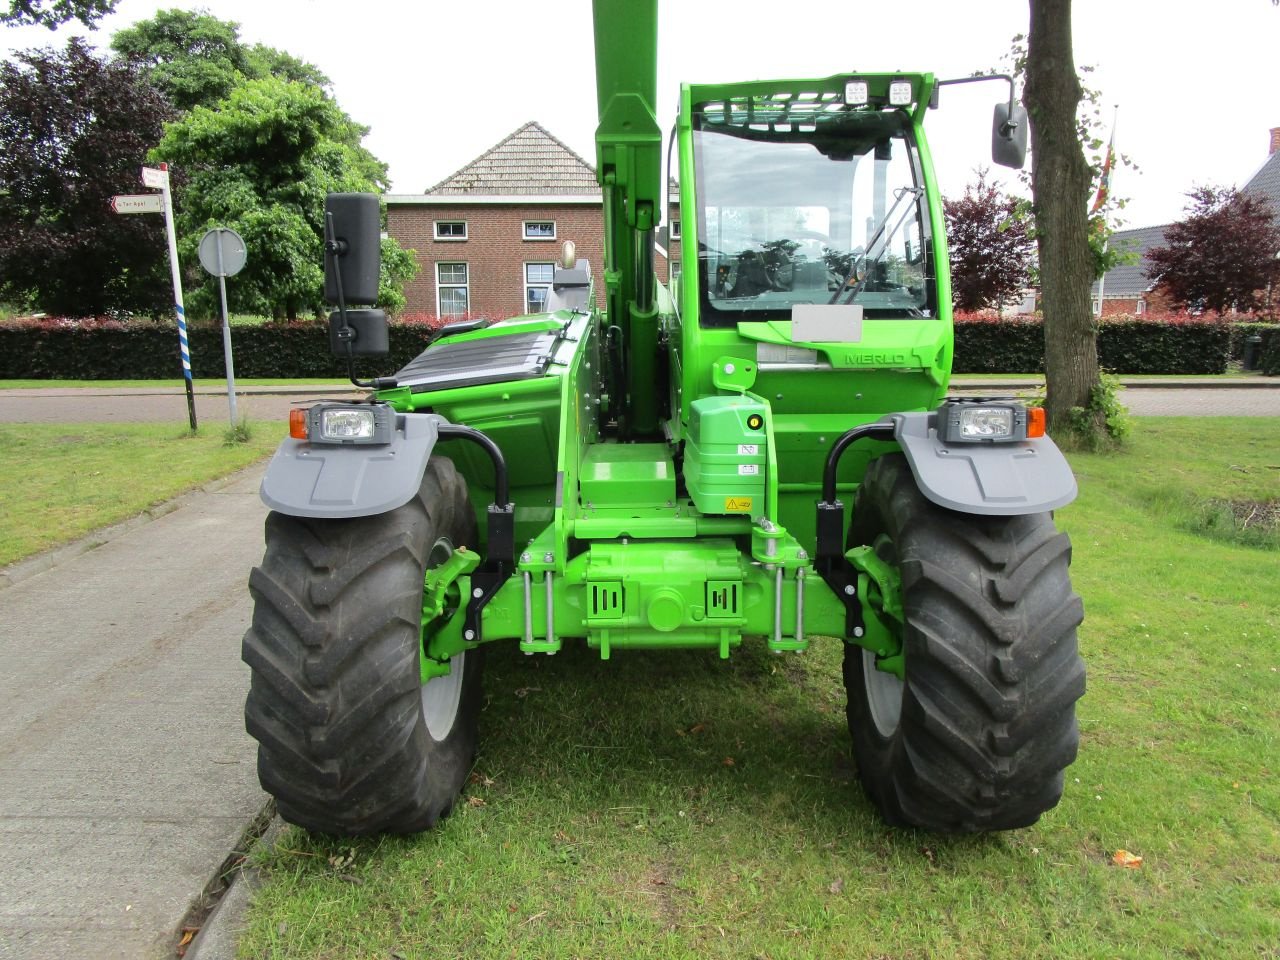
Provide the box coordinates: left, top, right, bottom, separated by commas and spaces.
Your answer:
395, 330, 558, 393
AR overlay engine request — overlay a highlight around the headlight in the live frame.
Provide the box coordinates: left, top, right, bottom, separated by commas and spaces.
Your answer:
322, 407, 375, 440
292, 402, 395, 445
936, 400, 1045, 443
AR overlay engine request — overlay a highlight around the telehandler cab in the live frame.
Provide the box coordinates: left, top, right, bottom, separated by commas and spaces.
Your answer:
244, 0, 1084, 836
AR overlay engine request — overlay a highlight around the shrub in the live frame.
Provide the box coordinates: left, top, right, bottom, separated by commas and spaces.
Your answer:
952, 310, 1242, 375
0, 314, 442, 380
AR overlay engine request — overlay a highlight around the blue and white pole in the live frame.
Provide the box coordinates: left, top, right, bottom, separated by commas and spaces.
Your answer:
157, 163, 196, 430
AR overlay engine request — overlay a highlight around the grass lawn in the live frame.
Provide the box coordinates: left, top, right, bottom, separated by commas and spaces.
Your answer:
239, 418, 1280, 960
0, 422, 279, 566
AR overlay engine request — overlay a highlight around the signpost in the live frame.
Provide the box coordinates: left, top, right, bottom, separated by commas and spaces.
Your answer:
112, 165, 196, 430
198, 228, 248, 426
109, 194, 163, 215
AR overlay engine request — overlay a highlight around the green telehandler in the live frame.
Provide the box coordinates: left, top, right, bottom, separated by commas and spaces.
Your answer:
244, 0, 1084, 837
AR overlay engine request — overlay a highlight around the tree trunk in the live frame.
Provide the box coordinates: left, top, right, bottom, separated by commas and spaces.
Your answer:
1024, 0, 1100, 435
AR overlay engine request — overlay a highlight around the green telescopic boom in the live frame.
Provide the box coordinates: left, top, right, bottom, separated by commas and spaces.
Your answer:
591, 0, 663, 438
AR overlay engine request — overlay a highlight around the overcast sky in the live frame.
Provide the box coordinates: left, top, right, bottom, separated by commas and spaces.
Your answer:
4, 0, 1278, 230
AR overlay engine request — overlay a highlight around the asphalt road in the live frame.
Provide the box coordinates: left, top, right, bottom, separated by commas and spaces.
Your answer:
0, 466, 269, 960
1, 380, 1278, 424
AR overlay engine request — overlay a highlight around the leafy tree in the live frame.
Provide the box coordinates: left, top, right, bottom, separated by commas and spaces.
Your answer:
944, 169, 1036, 311
1145, 186, 1280, 313
1024, 0, 1105, 442
2, 0, 116, 29
153, 76, 412, 320
110, 9, 330, 112
0, 39, 173, 316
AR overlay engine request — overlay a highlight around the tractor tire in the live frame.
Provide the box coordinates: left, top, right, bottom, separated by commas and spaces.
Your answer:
843, 454, 1085, 833
242, 456, 482, 836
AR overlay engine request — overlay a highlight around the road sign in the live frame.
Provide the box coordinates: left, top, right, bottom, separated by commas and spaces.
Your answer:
111, 194, 163, 215
141, 166, 168, 189
198, 227, 249, 426
198, 227, 247, 278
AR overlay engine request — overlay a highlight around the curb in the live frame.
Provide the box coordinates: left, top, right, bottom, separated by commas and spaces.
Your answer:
950, 379, 1280, 390
0, 461, 264, 591
183, 814, 285, 960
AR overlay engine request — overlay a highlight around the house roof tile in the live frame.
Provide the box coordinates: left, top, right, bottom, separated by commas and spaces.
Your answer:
1243, 149, 1280, 213
1091, 224, 1170, 298
426, 121, 599, 196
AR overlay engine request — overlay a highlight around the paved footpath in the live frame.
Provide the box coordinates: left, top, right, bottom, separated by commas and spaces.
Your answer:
0, 466, 270, 959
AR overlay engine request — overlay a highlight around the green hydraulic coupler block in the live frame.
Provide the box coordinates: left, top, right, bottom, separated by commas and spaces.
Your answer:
683, 395, 769, 520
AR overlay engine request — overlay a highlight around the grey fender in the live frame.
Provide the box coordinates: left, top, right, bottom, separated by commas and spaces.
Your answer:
889, 411, 1077, 516
260, 412, 441, 518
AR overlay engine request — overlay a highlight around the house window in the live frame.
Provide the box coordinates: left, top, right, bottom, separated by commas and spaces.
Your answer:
1135, 298, 1147, 314
523, 220, 556, 240
434, 221, 467, 241
670, 261, 682, 281
670, 220, 681, 240
525, 262, 555, 313
436, 262, 469, 317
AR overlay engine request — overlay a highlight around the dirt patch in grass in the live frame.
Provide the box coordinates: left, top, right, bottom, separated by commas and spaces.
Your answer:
1216, 498, 1280, 531
1191, 497, 1280, 548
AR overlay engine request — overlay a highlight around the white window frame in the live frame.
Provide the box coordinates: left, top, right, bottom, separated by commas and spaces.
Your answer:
436, 262, 469, 317
524, 261, 555, 313
670, 219, 681, 240
1135, 298, 1147, 315
523, 220, 556, 240
434, 220, 467, 241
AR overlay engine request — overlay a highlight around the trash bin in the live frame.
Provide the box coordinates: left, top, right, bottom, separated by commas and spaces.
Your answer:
1242, 334, 1264, 371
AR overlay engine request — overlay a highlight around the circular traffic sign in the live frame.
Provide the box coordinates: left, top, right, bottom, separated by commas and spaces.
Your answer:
198, 227, 247, 277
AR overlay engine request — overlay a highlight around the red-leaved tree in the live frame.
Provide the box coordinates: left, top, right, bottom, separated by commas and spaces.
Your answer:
1145, 186, 1280, 314
0, 39, 173, 317
944, 169, 1036, 312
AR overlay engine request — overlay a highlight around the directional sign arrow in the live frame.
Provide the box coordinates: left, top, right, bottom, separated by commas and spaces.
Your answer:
111, 194, 164, 214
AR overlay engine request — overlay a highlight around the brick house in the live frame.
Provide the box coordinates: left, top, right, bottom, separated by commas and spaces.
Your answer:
386, 122, 680, 319
1092, 127, 1280, 315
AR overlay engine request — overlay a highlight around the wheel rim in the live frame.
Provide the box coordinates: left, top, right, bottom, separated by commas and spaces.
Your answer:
863, 647, 904, 738
421, 537, 465, 741
862, 532, 904, 739
421, 649, 465, 741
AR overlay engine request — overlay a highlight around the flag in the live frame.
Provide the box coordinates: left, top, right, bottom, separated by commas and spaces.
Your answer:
1090, 125, 1115, 216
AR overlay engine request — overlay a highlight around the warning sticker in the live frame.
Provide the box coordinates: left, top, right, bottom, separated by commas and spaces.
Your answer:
724, 497, 753, 512
737, 444, 759, 455
738, 464, 759, 475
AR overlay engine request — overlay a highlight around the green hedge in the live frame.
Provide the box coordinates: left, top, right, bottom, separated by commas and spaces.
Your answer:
951, 312, 1258, 375
1, 312, 1275, 379
0, 322, 437, 380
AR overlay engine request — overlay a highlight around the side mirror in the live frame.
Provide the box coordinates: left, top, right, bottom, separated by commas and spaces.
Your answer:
324, 193, 382, 305
991, 102, 1029, 169
328, 308, 388, 357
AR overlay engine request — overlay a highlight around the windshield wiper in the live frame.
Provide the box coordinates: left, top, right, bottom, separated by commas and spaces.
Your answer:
828, 187, 924, 305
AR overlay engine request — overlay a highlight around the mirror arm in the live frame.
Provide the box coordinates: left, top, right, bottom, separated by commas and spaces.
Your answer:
936, 73, 1019, 138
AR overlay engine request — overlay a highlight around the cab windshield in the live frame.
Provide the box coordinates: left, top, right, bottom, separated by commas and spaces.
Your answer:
693, 100, 932, 324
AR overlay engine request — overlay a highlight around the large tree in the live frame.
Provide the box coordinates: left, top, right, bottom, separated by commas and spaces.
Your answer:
152, 76, 412, 320
0, 39, 172, 316
2, 0, 115, 29
1024, 0, 1103, 439
1145, 186, 1280, 313
110, 8, 330, 113
944, 169, 1036, 312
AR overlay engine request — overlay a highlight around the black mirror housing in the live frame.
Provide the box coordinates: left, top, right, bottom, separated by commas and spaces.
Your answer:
992, 102, 1029, 169
328, 308, 389, 357
324, 193, 382, 305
